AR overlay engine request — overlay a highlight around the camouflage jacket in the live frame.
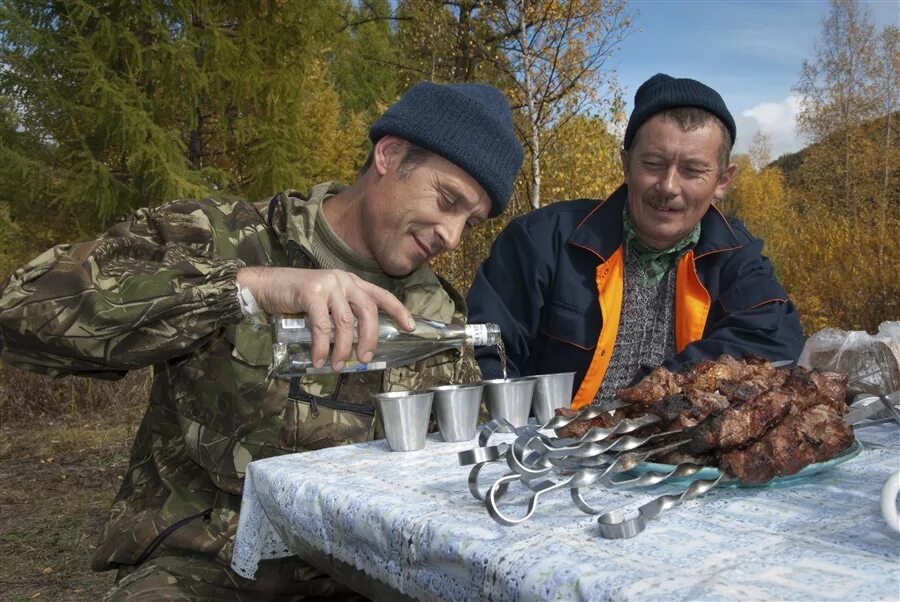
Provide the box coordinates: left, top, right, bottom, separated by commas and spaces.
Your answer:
0, 183, 479, 570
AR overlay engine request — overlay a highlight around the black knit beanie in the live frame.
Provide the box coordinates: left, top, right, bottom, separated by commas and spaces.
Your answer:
623, 73, 736, 150
369, 82, 524, 218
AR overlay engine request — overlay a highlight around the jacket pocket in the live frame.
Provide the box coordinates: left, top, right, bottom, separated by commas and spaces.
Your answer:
718, 278, 789, 313
289, 378, 377, 449
541, 300, 597, 350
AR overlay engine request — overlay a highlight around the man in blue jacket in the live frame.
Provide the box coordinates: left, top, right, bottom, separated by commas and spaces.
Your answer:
467, 73, 804, 409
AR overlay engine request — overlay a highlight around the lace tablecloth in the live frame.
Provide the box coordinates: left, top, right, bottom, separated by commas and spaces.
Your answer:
232, 424, 900, 601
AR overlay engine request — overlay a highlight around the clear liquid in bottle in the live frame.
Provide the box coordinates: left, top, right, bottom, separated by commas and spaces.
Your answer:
271, 313, 501, 377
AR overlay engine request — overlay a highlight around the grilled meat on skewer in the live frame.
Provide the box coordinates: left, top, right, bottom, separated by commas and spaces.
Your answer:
719, 404, 854, 484
645, 395, 695, 424
552, 354, 854, 485
686, 388, 793, 453
782, 367, 848, 414
640, 391, 728, 431
688, 354, 781, 389
676, 389, 732, 419
688, 356, 748, 390
713, 379, 769, 405
809, 370, 849, 408
617, 366, 685, 405
553, 407, 620, 439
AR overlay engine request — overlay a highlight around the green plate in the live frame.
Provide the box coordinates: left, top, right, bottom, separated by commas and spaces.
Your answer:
625, 439, 863, 488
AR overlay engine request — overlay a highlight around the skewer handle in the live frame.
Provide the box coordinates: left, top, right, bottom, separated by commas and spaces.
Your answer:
597, 474, 727, 539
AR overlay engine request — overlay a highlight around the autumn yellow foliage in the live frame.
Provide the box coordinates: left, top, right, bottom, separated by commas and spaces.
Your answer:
725, 152, 899, 335
431, 114, 623, 294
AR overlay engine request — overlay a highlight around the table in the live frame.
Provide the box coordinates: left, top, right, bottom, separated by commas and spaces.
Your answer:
232, 424, 900, 601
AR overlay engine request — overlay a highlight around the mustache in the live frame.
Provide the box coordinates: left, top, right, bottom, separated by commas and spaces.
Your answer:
646, 195, 684, 211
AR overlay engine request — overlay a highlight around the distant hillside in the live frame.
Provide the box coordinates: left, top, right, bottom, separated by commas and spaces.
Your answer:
770, 148, 805, 173
768, 111, 898, 186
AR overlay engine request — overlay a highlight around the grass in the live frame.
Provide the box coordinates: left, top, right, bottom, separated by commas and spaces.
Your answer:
0, 363, 148, 601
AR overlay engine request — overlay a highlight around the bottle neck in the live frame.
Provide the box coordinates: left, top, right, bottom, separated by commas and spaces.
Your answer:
464, 323, 501, 347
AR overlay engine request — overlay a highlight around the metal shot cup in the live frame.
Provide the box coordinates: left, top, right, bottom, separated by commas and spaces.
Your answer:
530, 371, 576, 425
373, 390, 434, 452
431, 384, 484, 442
482, 377, 536, 428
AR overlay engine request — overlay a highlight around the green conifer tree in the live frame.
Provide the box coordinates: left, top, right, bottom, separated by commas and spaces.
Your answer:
0, 1, 367, 244
331, 0, 399, 117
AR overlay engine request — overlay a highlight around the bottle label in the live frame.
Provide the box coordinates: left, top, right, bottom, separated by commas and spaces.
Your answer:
465, 323, 490, 346
303, 361, 388, 374
281, 317, 306, 329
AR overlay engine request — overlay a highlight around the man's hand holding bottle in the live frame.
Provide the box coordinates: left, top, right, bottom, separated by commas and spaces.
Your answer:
236, 266, 415, 372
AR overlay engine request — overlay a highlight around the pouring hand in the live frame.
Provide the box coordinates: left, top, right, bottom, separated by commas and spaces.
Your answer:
237, 267, 414, 371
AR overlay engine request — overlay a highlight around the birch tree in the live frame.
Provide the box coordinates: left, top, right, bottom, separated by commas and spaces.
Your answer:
394, 0, 511, 86
792, 0, 898, 325
794, 0, 881, 208
487, 0, 631, 209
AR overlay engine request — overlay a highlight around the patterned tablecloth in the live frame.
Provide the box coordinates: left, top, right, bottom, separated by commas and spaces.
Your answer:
232, 424, 900, 601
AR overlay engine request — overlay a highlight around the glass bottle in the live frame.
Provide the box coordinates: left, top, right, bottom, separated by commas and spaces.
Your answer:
271, 313, 501, 376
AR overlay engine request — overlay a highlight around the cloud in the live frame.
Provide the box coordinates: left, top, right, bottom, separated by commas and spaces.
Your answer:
735, 95, 807, 159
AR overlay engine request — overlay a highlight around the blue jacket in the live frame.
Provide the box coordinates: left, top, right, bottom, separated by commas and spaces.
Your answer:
466, 185, 804, 408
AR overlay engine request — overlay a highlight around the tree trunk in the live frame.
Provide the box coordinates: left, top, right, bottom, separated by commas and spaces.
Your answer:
878, 109, 891, 314
189, 106, 204, 170
529, 123, 541, 209
454, 1, 473, 81
518, 2, 541, 210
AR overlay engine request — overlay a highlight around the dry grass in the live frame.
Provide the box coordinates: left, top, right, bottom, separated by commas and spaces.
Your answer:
0, 362, 151, 423
0, 363, 148, 601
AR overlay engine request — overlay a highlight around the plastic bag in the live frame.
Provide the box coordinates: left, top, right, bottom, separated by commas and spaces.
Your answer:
798, 321, 900, 397
875, 321, 900, 367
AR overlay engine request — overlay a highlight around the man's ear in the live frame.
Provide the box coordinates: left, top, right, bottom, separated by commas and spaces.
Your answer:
620, 149, 630, 180
372, 136, 407, 177
714, 161, 737, 199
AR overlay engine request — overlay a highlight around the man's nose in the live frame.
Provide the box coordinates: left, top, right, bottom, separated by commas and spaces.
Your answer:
436, 218, 466, 252
658, 165, 680, 196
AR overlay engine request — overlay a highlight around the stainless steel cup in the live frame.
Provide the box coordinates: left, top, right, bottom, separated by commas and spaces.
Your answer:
373, 390, 434, 452
482, 377, 536, 427
431, 384, 484, 442
530, 371, 576, 425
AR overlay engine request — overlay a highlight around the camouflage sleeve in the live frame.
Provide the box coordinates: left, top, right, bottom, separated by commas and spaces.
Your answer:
0, 199, 248, 378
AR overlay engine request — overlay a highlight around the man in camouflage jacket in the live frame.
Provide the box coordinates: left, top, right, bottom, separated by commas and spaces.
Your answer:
0, 82, 523, 600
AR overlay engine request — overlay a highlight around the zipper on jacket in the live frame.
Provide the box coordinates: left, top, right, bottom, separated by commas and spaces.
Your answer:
313, 397, 376, 416
286, 375, 377, 416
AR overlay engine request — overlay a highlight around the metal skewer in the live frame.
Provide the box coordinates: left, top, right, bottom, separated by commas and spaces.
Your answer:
570, 460, 707, 514
483, 440, 694, 525
597, 473, 730, 539
540, 399, 631, 432
545, 414, 661, 448
458, 419, 542, 501
875, 394, 900, 426
505, 423, 680, 479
